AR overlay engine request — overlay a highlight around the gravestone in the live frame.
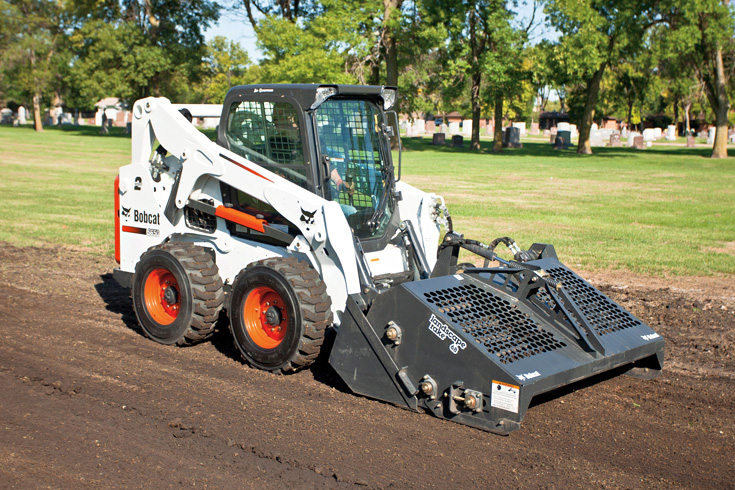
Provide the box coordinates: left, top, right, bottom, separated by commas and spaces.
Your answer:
558, 122, 570, 132
707, 127, 715, 145
633, 136, 645, 149
512, 122, 526, 136
503, 126, 522, 148
0, 108, 12, 124
553, 130, 571, 149
627, 131, 641, 147
686, 136, 696, 147
531, 122, 540, 135
426, 120, 436, 133
448, 121, 460, 134
432, 133, 446, 145
543, 129, 550, 137
653, 127, 662, 140
590, 130, 605, 147
609, 133, 622, 147
451, 135, 464, 147
550, 127, 558, 144
414, 119, 426, 134
665, 125, 676, 141
440, 123, 448, 134
642, 128, 656, 142
462, 119, 472, 135
18, 106, 27, 125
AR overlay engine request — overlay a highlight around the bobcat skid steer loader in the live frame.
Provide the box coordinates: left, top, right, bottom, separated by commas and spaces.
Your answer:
113, 84, 664, 434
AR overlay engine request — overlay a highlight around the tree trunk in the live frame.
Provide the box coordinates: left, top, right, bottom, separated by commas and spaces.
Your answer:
33, 90, 43, 132
683, 100, 691, 136
492, 94, 503, 153
577, 65, 606, 155
707, 47, 729, 158
673, 99, 679, 136
383, 0, 402, 148
470, 70, 482, 151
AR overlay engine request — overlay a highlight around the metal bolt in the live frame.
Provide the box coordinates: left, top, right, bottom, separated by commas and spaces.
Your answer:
420, 382, 433, 395
465, 394, 478, 410
386, 326, 398, 341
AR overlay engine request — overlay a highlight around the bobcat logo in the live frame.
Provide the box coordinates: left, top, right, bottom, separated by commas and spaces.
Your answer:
121, 206, 131, 218
300, 208, 317, 229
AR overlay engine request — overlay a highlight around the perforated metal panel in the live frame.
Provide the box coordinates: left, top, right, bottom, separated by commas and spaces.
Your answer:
424, 283, 566, 364
547, 267, 642, 335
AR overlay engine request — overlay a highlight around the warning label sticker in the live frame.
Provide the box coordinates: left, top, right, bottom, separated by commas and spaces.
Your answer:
491, 380, 520, 414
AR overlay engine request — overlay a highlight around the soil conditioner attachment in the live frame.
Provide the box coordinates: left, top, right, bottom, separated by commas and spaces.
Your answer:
114, 84, 664, 435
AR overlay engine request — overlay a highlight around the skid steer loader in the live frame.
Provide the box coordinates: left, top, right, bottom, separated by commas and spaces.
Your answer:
113, 84, 664, 434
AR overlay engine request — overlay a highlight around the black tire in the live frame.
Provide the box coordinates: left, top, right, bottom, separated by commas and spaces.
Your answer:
132, 242, 224, 346
229, 257, 332, 373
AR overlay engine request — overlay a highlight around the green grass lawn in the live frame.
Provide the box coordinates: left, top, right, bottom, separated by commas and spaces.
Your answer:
398, 136, 735, 276
1, 124, 733, 276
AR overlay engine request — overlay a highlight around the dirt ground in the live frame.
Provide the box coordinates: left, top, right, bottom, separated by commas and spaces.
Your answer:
0, 243, 733, 489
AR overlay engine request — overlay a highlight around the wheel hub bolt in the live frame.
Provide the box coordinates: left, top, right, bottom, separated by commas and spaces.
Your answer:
264, 306, 282, 326
163, 286, 178, 306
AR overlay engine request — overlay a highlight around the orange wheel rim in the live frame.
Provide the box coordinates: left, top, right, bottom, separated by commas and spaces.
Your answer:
144, 268, 180, 325
244, 286, 288, 349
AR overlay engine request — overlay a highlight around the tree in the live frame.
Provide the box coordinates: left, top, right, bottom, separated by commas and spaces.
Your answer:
661, 0, 734, 158
0, 0, 68, 131
67, 0, 220, 106
424, 0, 518, 150
544, 0, 659, 154
199, 37, 253, 103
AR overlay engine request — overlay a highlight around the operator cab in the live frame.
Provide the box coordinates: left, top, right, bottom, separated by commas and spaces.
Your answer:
216, 84, 401, 252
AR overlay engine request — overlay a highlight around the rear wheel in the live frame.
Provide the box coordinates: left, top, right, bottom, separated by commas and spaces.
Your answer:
229, 257, 332, 373
132, 243, 224, 345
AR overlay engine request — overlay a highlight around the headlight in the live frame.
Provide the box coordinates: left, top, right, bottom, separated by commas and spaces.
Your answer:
311, 86, 338, 110
381, 87, 397, 110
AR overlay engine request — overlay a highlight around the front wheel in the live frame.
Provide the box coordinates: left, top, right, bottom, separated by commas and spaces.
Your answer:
229, 257, 332, 373
132, 243, 224, 346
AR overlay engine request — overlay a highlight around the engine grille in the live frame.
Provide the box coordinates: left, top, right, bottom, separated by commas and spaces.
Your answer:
546, 267, 642, 336
424, 284, 566, 364
185, 199, 217, 233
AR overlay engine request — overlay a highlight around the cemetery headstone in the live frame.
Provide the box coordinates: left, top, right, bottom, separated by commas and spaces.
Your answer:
707, 127, 715, 145
633, 136, 645, 149
414, 119, 426, 134
451, 134, 464, 147
609, 133, 622, 147
503, 126, 522, 148
590, 130, 605, 147
553, 130, 571, 149
531, 122, 540, 135
426, 120, 436, 133
686, 136, 696, 147
448, 121, 460, 134
665, 125, 676, 141
462, 119, 472, 135
432, 133, 446, 145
